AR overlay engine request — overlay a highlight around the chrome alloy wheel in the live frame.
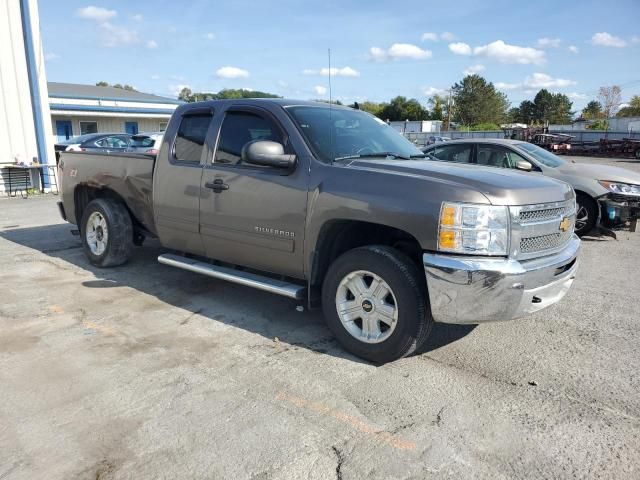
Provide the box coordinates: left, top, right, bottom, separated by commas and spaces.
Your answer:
335, 270, 398, 344
86, 211, 109, 256
575, 204, 589, 231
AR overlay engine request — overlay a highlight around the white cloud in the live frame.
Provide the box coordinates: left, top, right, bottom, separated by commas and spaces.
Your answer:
314, 85, 327, 95
568, 45, 579, 54
204, 32, 216, 40
421, 32, 438, 41
422, 86, 447, 96
536, 37, 561, 48
169, 84, 191, 96
151, 74, 160, 80
76, 6, 116, 22
495, 82, 521, 91
441, 32, 456, 42
495, 73, 576, 91
131, 14, 143, 21
463, 64, 485, 75
369, 43, 432, 61
146, 40, 158, 49
591, 32, 627, 47
100, 22, 139, 47
216, 66, 249, 79
524, 72, 576, 88
302, 67, 360, 77
567, 92, 587, 100
448, 42, 472, 56
44, 52, 60, 61
473, 40, 546, 65
632, 36, 640, 44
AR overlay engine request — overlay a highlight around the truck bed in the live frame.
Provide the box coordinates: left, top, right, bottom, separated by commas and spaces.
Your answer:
59, 151, 157, 235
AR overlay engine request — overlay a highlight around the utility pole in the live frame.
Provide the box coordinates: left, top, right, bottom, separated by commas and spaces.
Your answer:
446, 88, 452, 132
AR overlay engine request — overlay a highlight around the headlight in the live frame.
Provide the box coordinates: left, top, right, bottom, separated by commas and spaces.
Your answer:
598, 180, 640, 197
438, 202, 509, 255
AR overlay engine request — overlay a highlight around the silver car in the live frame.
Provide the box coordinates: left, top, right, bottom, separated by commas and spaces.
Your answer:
130, 132, 163, 156
422, 138, 640, 235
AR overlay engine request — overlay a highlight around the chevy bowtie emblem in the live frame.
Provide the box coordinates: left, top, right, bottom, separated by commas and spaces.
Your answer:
559, 216, 571, 232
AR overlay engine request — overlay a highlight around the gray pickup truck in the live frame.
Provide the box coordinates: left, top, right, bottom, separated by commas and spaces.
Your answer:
57, 99, 580, 362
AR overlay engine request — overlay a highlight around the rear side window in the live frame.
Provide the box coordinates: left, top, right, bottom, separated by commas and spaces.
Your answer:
214, 111, 285, 165
174, 113, 213, 163
131, 136, 155, 148
429, 144, 472, 163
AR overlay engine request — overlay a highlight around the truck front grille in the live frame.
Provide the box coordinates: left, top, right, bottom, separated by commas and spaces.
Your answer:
510, 199, 576, 259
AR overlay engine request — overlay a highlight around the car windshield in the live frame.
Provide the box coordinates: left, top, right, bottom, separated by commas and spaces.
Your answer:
516, 142, 566, 168
57, 133, 101, 145
286, 106, 424, 162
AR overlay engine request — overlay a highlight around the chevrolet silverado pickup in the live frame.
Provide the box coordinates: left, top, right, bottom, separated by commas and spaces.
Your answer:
57, 99, 580, 362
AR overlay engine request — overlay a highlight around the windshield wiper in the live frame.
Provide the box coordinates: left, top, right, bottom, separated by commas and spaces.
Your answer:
334, 152, 411, 161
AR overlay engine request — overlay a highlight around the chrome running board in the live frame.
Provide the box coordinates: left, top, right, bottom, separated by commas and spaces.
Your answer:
158, 253, 305, 300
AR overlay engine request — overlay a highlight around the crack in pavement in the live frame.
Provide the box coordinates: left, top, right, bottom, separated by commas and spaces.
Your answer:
331, 446, 344, 480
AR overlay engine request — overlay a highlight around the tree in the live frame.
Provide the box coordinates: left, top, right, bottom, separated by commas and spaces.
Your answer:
451, 75, 509, 126
617, 95, 640, 117
352, 101, 384, 117
598, 85, 622, 118
95, 81, 137, 91
511, 100, 537, 124
178, 87, 193, 102
548, 93, 573, 124
96, 81, 109, 87
378, 96, 428, 121
177, 87, 280, 103
427, 95, 446, 121
582, 100, 603, 119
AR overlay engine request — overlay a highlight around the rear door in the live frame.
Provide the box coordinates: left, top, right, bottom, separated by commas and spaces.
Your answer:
199, 105, 308, 278
153, 108, 214, 255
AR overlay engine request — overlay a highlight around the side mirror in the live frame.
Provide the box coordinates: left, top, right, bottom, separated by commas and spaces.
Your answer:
516, 159, 533, 172
241, 140, 296, 169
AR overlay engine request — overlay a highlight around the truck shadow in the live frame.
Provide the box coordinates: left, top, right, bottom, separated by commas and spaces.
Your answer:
1, 223, 475, 365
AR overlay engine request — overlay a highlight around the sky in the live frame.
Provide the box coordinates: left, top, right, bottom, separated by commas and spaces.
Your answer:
39, 0, 640, 113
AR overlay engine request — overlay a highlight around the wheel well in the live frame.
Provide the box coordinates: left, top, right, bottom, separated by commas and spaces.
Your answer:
310, 220, 423, 288
74, 185, 141, 232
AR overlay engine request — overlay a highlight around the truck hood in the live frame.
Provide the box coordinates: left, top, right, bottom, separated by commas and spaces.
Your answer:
555, 162, 640, 185
348, 159, 574, 205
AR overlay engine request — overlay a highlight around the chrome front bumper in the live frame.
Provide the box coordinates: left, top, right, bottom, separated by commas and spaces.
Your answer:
423, 234, 580, 324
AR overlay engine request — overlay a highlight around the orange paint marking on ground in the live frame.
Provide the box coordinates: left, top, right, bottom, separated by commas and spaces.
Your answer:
276, 391, 416, 451
48, 305, 65, 314
82, 321, 119, 337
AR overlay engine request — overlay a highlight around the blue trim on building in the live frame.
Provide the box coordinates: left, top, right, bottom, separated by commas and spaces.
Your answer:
49, 93, 184, 105
49, 104, 176, 115
20, 0, 49, 175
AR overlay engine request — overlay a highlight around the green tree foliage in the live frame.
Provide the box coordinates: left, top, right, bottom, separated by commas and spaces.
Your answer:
95, 81, 137, 91
511, 100, 537, 124
177, 88, 280, 102
581, 100, 604, 119
427, 95, 446, 121
378, 96, 428, 121
352, 101, 385, 117
617, 95, 640, 117
452, 75, 509, 127
509, 90, 573, 124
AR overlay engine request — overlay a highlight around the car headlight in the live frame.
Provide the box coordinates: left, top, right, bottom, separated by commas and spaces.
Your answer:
438, 202, 509, 255
598, 180, 640, 197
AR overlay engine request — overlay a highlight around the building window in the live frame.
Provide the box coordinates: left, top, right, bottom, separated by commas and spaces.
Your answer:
80, 121, 98, 135
159, 121, 168, 132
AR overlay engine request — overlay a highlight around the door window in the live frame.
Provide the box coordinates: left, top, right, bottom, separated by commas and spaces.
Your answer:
477, 144, 527, 168
80, 121, 98, 135
429, 144, 472, 163
96, 136, 128, 148
214, 111, 285, 165
174, 113, 213, 163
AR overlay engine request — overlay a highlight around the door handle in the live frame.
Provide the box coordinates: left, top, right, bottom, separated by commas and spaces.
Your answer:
205, 179, 229, 192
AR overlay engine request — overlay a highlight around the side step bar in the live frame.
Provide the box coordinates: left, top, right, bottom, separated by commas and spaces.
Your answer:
158, 253, 305, 300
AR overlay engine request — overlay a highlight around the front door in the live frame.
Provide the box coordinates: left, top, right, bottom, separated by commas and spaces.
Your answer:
199, 106, 308, 278
125, 121, 139, 135
55, 120, 72, 141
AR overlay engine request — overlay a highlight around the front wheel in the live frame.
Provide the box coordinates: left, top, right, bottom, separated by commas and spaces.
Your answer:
575, 194, 597, 236
80, 198, 133, 267
322, 245, 432, 363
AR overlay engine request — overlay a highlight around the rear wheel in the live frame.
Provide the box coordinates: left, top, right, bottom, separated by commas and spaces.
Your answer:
81, 198, 133, 267
575, 193, 597, 236
322, 245, 432, 363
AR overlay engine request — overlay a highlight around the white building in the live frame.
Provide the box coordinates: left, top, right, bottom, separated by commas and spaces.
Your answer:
389, 120, 443, 134
1, 0, 54, 194
49, 82, 182, 142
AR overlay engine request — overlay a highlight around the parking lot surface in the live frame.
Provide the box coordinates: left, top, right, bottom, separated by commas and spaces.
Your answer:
1, 156, 639, 479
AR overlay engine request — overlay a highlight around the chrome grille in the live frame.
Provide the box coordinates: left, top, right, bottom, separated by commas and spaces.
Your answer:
519, 206, 566, 223
520, 230, 573, 253
510, 199, 576, 259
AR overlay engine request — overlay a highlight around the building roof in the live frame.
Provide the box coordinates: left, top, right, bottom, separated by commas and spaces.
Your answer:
47, 82, 183, 105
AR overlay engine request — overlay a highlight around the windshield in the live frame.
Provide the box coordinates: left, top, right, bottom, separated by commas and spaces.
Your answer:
57, 133, 102, 145
516, 142, 566, 168
286, 106, 423, 162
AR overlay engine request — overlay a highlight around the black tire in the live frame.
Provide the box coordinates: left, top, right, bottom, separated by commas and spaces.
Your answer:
575, 193, 597, 236
80, 198, 133, 267
321, 245, 432, 363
